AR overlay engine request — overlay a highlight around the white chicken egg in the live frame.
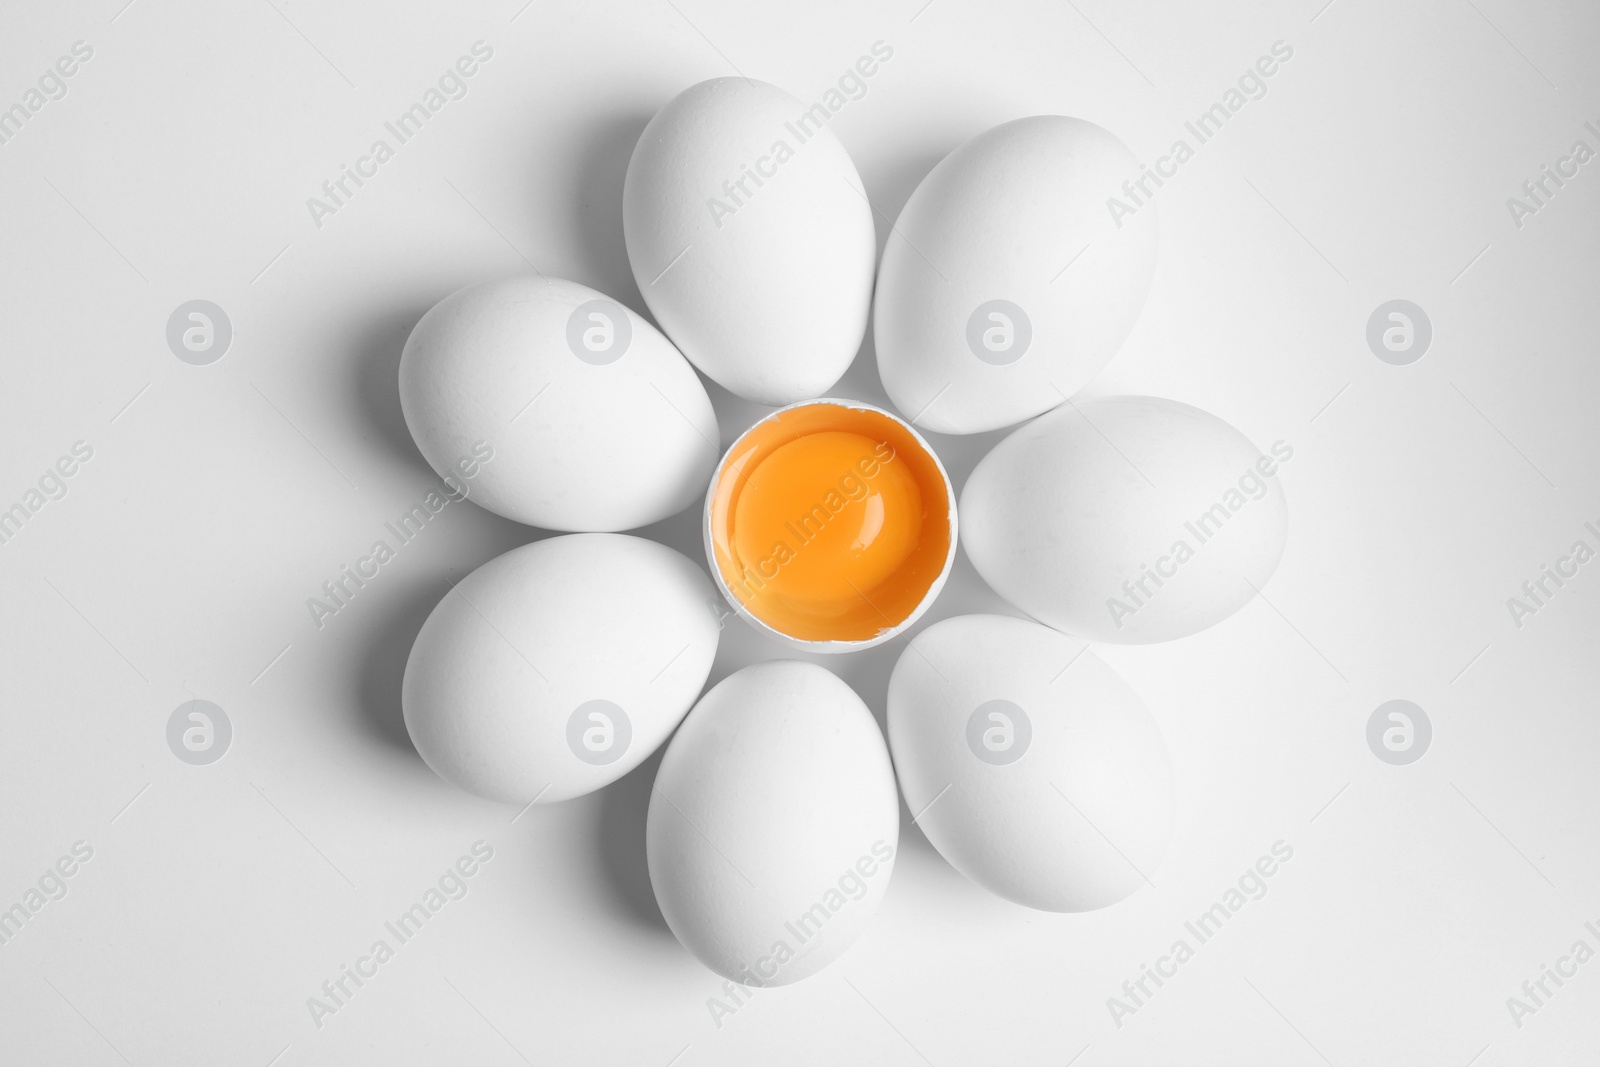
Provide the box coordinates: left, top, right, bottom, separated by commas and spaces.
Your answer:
961, 395, 1290, 643
874, 117, 1158, 434
399, 275, 718, 532
647, 661, 898, 985
402, 533, 719, 804
887, 614, 1173, 911
623, 78, 876, 405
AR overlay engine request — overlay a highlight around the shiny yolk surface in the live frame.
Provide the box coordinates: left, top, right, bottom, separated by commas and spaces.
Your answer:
708, 403, 953, 644
731, 431, 923, 605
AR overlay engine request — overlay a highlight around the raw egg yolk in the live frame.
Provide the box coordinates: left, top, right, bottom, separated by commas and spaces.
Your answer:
708, 403, 953, 644
731, 431, 923, 605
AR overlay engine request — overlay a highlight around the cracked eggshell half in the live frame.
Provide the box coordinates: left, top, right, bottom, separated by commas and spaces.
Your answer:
703, 399, 957, 654
647, 661, 899, 985
887, 613, 1173, 912
961, 395, 1290, 643
624, 77, 876, 405
874, 117, 1158, 434
399, 275, 718, 532
402, 533, 720, 804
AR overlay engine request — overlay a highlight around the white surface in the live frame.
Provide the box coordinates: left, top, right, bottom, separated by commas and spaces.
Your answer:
0, 0, 1596, 1064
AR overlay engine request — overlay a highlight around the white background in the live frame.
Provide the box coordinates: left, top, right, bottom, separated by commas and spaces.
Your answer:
1, 0, 1597, 1064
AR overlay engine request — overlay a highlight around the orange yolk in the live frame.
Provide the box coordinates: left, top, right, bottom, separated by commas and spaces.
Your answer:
731, 431, 923, 605
708, 403, 953, 644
